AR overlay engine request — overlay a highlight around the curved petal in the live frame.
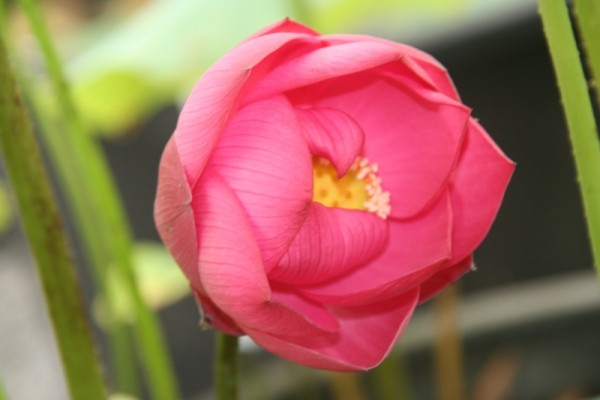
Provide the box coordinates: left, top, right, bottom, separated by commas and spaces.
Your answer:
270, 285, 340, 334
245, 18, 320, 41
208, 96, 312, 271
448, 119, 515, 263
154, 138, 201, 290
193, 290, 244, 335
296, 106, 365, 175
245, 40, 406, 104
269, 204, 388, 285
194, 171, 338, 337
418, 256, 473, 304
246, 288, 419, 371
175, 31, 318, 186
364, 79, 469, 219
323, 33, 460, 100
302, 193, 452, 306
307, 75, 470, 218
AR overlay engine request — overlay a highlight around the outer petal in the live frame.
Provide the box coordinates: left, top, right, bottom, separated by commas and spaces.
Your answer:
296, 106, 365, 175
245, 40, 405, 104
269, 204, 388, 285
245, 18, 320, 41
193, 290, 244, 335
269, 285, 340, 334
418, 256, 473, 303
208, 96, 312, 271
323, 33, 460, 100
174, 31, 318, 186
447, 119, 515, 264
417, 120, 514, 303
194, 171, 338, 337
246, 288, 419, 371
154, 138, 200, 290
302, 193, 452, 306
306, 74, 469, 218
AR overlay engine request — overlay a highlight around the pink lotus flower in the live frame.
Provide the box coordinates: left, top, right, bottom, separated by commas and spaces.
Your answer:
155, 19, 514, 371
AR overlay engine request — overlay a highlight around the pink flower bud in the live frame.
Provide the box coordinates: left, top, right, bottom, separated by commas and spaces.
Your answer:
154, 19, 514, 371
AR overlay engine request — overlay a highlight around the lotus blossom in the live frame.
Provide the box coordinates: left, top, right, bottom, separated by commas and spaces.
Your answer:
154, 19, 514, 371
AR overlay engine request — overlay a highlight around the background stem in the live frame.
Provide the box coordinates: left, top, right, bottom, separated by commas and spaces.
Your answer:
0, 33, 106, 400
539, 0, 600, 282
15, 0, 180, 397
573, 0, 600, 108
215, 333, 239, 400
433, 285, 465, 400
368, 349, 413, 400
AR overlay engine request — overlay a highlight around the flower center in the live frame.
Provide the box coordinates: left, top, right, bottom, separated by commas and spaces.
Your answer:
312, 157, 391, 219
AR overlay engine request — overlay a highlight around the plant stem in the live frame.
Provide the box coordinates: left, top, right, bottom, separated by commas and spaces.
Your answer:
539, 0, 600, 283
573, 0, 600, 108
368, 350, 413, 400
433, 285, 465, 400
13, 0, 138, 394
327, 372, 366, 400
16, 0, 181, 397
15, 0, 179, 399
0, 32, 106, 400
215, 333, 239, 400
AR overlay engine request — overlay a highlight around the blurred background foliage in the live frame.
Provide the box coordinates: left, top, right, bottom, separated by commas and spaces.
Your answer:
2, 0, 600, 399
7, 0, 506, 138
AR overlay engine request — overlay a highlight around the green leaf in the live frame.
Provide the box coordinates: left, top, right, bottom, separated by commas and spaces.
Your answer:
539, 0, 600, 282
66, 0, 294, 135
574, 0, 600, 110
133, 242, 189, 309
71, 70, 166, 137
95, 242, 189, 325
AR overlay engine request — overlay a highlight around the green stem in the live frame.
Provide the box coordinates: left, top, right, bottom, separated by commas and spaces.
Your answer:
16, 0, 180, 397
539, 0, 600, 282
13, 1, 138, 395
573, 0, 600, 108
0, 377, 6, 400
0, 32, 106, 400
215, 333, 239, 400
368, 350, 413, 400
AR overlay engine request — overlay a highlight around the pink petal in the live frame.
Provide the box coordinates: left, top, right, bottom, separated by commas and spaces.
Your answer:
270, 285, 340, 333
193, 290, 244, 335
363, 82, 469, 220
207, 96, 312, 271
154, 138, 201, 290
418, 256, 473, 303
307, 75, 470, 218
246, 288, 419, 371
269, 203, 388, 285
323, 33, 460, 100
174, 31, 318, 186
296, 106, 365, 175
245, 40, 405, 104
194, 172, 339, 337
448, 119, 515, 264
245, 18, 320, 41
302, 193, 452, 306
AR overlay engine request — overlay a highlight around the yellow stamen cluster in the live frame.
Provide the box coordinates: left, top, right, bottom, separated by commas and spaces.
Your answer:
312, 157, 391, 219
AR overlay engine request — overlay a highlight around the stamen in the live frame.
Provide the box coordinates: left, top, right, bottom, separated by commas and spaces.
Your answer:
312, 156, 391, 219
